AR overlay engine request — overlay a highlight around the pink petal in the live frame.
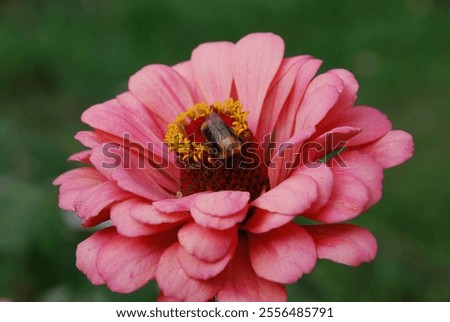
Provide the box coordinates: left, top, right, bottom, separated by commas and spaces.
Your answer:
53, 167, 106, 211
178, 221, 237, 262
293, 162, 334, 213
241, 209, 295, 234
190, 191, 250, 230
304, 224, 377, 266
89, 144, 176, 201
176, 236, 237, 280
172, 61, 204, 103
74, 181, 134, 226
256, 56, 310, 141
76, 227, 116, 285
359, 130, 414, 169
128, 64, 194, 125
217, 236, 286, 302
328, 106, 392, 146
307, 126, 362, 161
268, 127, 316, 187
295, 72, 344, 133
252, 173, 318, 215
305, 172, 369, 223
192, 41, 234, 103
232, 33, 285, 132
111, 199, 180, 237
332, 150, 383, 208
131, 202, 189, 225
156, 243, 224, 301
328, 69, 359, 111
96, 229, 177, 293
153, 192, 207, 213
67, 150, 91, 163
193, 190, 250, 217
248, 223, 316, 283
74, 131, 105, 148
274, 58, 322, 144
116, 91, 165, 140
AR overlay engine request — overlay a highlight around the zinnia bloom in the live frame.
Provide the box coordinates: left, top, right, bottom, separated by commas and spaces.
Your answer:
54, 33, 413, 301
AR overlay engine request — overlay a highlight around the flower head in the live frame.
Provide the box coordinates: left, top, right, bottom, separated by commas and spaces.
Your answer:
54, 33, 413, 301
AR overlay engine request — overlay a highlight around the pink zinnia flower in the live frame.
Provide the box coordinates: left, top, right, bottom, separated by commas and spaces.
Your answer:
54, 33, 413, 301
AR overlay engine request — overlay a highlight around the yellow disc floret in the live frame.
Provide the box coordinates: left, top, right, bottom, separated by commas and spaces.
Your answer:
165, 98, 250, 163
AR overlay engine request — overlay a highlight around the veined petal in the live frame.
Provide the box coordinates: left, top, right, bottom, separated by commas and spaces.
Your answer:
252, 173, 318, 215
256, 56, 310, 141
131, 202, 189, 225
304, 172, 369, 223
248, 223, 316, 284
192, 41, 234, 103
232, 33, 285, 132
241, 209, 295, 234
172, 61, 204, 103
76, 227, 116, 285
274, 58, 322, 144
295, 72, 344, 133
96, 229, 177, 293
217, 236, 287, 302
156, 243, 224, 301
129, 64, 194, 125
176, 236, 237, 280
359, 130, 414, 169
178, 221, 237, 262
304, 224, 377, 266
53, 167, 106, 211
111, 199, 180, 237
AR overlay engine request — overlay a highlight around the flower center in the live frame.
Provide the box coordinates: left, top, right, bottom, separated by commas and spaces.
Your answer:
165, 99, 268, 200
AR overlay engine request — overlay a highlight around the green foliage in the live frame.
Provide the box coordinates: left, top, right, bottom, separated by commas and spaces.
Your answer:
0, 0, 448, 301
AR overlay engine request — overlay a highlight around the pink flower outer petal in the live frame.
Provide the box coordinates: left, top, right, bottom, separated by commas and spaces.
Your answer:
74, 181, 134, 227
217, 236, 287, 302
359, 130, 414, 169
130, 202, 189, 225
274, 58, 322, 145
190, 202, 247, 230
232, 32, 285, 132
191, 41, 234, 103
248, 223, 317, 284
128, 64, 194, 125
152, 192, 208, 213
304, 172, 369, 223
178, 221, 238, 262
293, 163, 334, 213
68, 150, 91, 163
76, 227, 116, 285
193, 191, 250, 217
256, 55, 310, 141
53, 167, 106, 211
332, 150, 383, 209
110, 199, 180, 237
329, 106, 392, 147
252, 174, 318, 215
176, 236, 237, 280
96, 229, 177, 293
294, 72, 344, 133
304, 224, 378, 266
241, 209, 295, 234
156, 243, 224, 302
74, 131, 105, 148
172, 61, 204, 103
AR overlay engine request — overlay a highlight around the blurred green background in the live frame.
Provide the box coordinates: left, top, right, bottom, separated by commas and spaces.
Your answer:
1, 0, 449, 301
